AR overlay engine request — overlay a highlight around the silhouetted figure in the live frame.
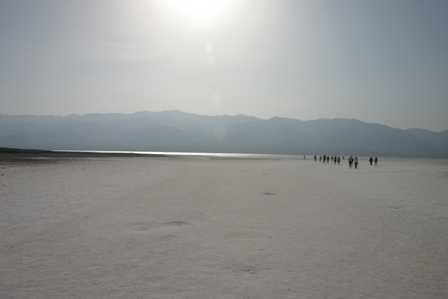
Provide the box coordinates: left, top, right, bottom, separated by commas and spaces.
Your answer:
337, 156, 341, 165
314, 155, 317, 162
354, 156, 359, 169
374, 156, 378, 165
348, 156, 353, 168
369, 157, 373, 166
319, 156, 322, 162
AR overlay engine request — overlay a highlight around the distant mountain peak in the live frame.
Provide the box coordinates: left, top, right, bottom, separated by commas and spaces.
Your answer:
0, 111, 446, 157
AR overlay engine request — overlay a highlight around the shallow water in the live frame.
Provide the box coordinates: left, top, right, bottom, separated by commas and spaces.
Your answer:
56, 150, 304, 159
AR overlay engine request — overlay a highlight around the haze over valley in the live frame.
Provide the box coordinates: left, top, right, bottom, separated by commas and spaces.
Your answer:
1, 111, 447, 157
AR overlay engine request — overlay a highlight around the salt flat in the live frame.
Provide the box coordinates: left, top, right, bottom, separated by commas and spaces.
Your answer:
0, 156, 447, 298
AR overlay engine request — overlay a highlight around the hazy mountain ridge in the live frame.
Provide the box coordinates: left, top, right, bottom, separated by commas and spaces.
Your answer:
0, 111, 447, 157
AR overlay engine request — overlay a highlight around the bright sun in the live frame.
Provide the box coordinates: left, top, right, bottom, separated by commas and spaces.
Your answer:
162, 0, 237, 27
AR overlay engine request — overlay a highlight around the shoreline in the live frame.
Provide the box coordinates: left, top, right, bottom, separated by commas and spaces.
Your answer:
1, 147, 448, 160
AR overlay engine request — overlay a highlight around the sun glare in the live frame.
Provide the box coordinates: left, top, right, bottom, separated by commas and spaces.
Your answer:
161, 0, 237, 27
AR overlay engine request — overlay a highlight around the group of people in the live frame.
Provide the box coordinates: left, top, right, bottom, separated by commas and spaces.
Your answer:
312, 154, 379, 169
369, 156, 379, 166
314, 154, 342, 165
347, 156, 359, 169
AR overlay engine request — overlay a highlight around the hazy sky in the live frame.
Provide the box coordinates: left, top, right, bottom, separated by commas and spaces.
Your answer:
1, 0, 447, 131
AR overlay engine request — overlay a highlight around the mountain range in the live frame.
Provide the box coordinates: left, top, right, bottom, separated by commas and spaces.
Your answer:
1, 111, 447, 157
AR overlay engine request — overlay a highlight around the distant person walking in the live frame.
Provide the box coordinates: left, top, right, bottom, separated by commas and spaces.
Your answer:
354, 156, 359, 169
348, 156, 353, 168
369, 157, 373, 166
374, 156, 378, 165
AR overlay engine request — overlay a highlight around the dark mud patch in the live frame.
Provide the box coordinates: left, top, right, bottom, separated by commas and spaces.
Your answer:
163, 220, 190, 227
238, 265, 257, 274
388, 204, 405, 210
263, 192, 276, 196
